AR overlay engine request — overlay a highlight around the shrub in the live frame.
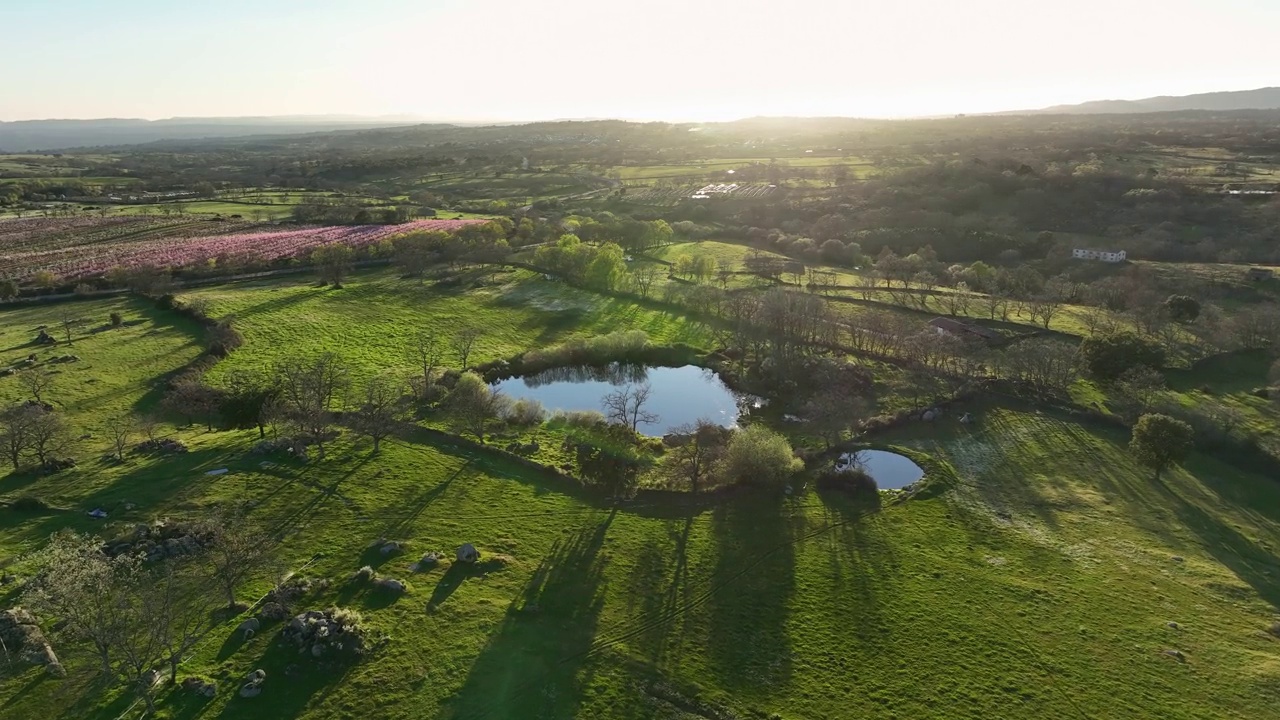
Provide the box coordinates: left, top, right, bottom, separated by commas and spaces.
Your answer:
7, 495, 53, 513
521, 330, 650, 370
154, 294, 177, 311
506, 397, 547, 426
719, 425, 802, 486
816, 466, 878, 496
352, 565, 375, 583
109, 311, 123, 327
553, 409, 607, 428
1080, 332, 1165, 381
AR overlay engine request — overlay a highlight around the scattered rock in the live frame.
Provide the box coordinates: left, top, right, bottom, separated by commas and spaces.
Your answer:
181, 676, 217, 698
1166, 621, 1180, 630
205, 467, 229, 476
136, 438, 188, 455
0, 608, 63, 676
238, 617, 261, 639
34, 329, 56, 346
374, 578, 407, 593
281, 608, 368, 663
259, 602, 289, 622
413, 552, 442, 571
456, 543, 480, 563
1162, 649, 1186, 662
239, 683, 262, 698
40, 457, 76, 474
103, 519, 215, 562
1171, 556, 1185, 563
379, 541, 402, 556
247, 668, 266, 683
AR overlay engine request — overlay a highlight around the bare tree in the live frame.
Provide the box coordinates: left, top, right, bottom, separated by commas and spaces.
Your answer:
802, 389, 872, 448
275, 353, 351, 454
105, 414, 133, 461
0, 405, 36, 469
147, 557, 217, 688
663, 419, 726, 493
18, 366, 53, 403
631, 264, 659, 298
25, 531, 139, 676
602, 382, 659, 432
200, 511, 274, 610
351, 374, 405, 452
161, 381, 222, 431
136, 413, 160, 443
59, 308, 84, 344
27, 408, 71, 465
410, 330, 445, 393
450, 325, 483, 370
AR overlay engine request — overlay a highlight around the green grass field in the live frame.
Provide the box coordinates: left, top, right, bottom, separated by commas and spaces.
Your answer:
182, 268, 711, 384
2, 252, 1280, 719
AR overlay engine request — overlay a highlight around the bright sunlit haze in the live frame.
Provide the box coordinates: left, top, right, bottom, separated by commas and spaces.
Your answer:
2, 0, 1278, 122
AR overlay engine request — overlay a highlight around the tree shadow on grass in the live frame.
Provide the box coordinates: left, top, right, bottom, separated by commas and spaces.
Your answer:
706, 492, 795, 696
816, 488, 897, 646
1158, 462, 1280, 611
437, 514, 613, 720
376, 462, 466, 539
214, 633, 356, 720
626, 516, 697, 665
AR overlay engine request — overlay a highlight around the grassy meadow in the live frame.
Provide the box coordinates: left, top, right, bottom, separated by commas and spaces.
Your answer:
1, 241, 1280, 719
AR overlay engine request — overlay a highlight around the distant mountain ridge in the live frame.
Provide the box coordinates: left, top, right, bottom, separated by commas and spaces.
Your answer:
0, 116, 431, 152
1021, 87, 1280, 115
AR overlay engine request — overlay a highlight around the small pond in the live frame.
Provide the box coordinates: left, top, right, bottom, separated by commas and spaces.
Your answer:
834, 450, 925, 490
491, 364, 748, 436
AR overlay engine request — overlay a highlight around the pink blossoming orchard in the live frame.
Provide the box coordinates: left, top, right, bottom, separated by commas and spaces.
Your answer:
0, 217, 484, 283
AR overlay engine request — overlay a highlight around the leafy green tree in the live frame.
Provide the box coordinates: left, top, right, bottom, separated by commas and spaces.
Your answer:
0, 279, 18, 300
585, 242, 626, 290
692, 255, 716, 283
312, 243, 354, 287
221, 369, 279, 437
719, 425, 802, 487
1079, 331, 1166, 381
447, 372, 508, 439
1163, 294, 1201, 323
643, 219, 674, 248
1129, 413, 1193, 480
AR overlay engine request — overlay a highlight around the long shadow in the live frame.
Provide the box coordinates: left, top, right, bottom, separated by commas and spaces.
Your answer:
214, 624, 356, 720
627, 517, 696, 664
1158, 460, 1280, 610
438, 514, 612, 720
0, 446, 236, 551
377, 461, 468, 539
427, 562, 472, 609
706, 492, 795, 695
816, 488, 895, 646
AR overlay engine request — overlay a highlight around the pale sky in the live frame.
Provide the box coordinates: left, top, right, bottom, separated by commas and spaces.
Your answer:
1, 0, 1277, 122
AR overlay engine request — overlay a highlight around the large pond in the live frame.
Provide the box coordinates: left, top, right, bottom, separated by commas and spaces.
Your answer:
492, 364, 748, 436
834, 450, 925, 490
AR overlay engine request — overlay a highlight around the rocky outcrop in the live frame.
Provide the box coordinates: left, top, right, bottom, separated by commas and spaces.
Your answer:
0, 608, 63, 676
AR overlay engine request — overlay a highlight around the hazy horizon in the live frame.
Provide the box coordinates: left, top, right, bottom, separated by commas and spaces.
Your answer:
2, 0, 1278, 123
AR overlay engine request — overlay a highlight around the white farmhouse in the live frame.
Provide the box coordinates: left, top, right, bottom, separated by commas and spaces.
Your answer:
1072, 248, 1127, 263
